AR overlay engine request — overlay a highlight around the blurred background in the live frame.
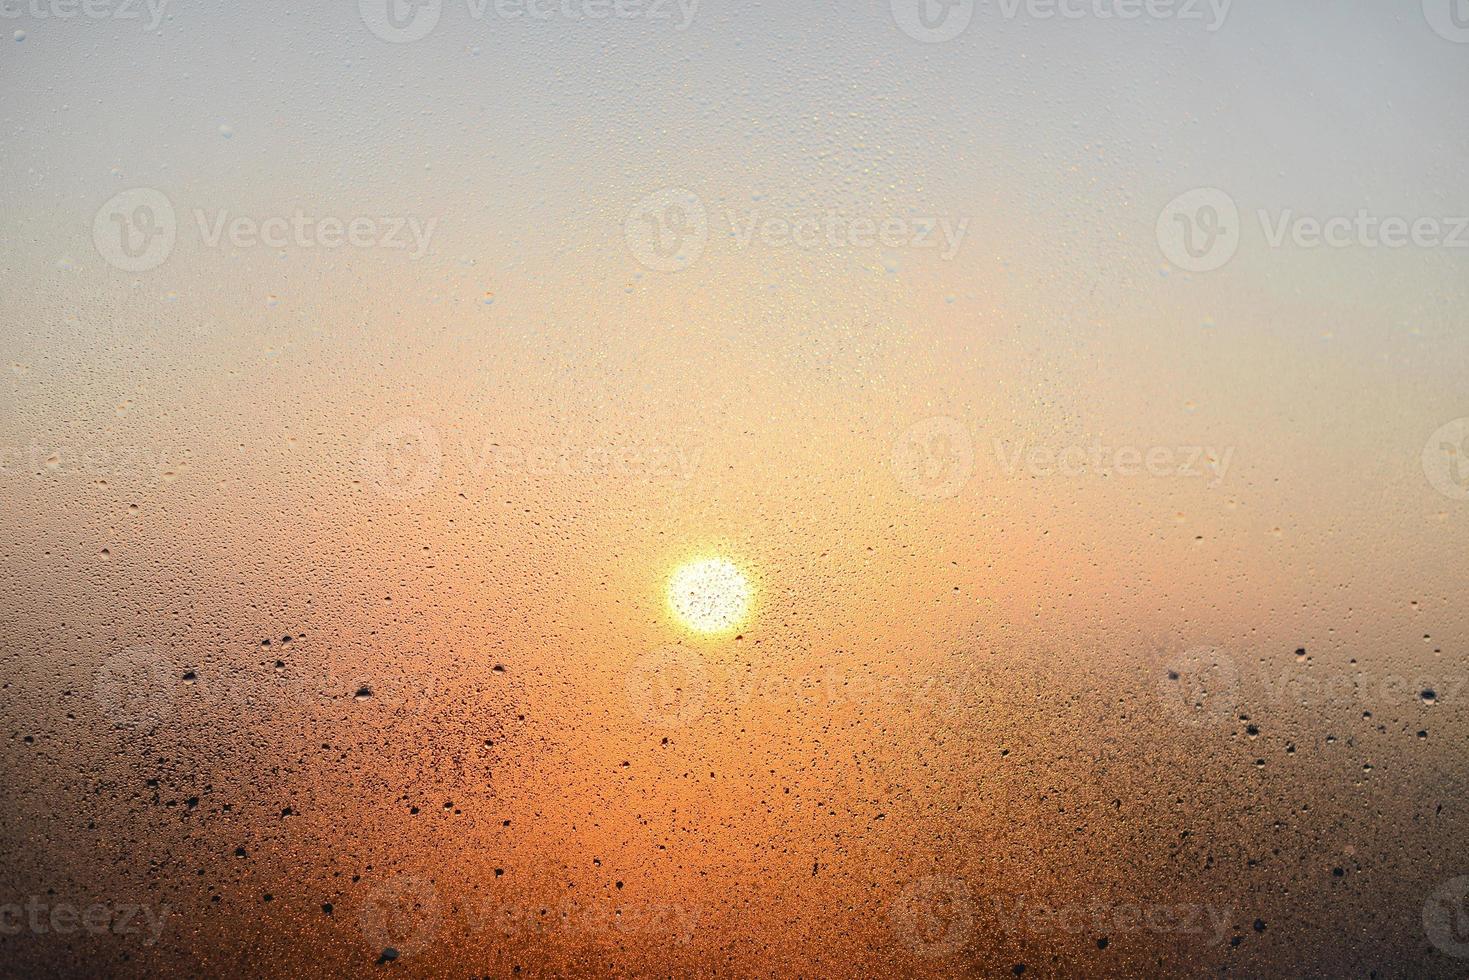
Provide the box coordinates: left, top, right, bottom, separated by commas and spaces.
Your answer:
1, 0, 1468, 975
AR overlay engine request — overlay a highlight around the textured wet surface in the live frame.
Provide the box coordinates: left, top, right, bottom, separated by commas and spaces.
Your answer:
3, 1, 1469, 976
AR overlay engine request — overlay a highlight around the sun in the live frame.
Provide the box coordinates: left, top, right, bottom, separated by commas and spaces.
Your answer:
667, 557, 752, 635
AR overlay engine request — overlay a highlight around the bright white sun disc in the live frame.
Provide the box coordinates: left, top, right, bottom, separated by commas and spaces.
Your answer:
667, 558, 752, 634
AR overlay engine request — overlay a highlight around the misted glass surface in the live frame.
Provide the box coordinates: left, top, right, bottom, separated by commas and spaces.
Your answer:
2, 1, 1468, 976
